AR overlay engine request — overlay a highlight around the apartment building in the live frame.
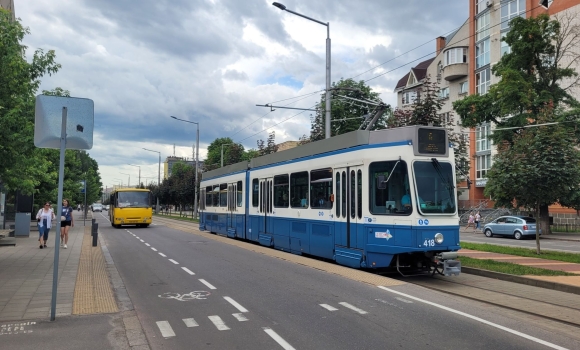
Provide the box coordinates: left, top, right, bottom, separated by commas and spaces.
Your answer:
468, 0, 580, 213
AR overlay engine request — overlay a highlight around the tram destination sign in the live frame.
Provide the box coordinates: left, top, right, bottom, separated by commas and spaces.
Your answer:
416, 128, 447, 156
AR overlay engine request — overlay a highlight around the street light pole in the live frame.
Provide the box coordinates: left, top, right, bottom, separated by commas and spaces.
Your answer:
221, 143, 236, 167
170, 116, 200, 220
119, 172, 130, 188
143, 148, 161, 214
272, 2, 331, 139
128, 164, 141, 187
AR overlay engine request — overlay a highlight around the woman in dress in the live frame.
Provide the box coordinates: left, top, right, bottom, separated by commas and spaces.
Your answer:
466, 212, 474, 230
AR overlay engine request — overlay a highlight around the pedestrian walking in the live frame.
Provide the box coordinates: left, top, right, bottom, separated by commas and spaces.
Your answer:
60, 199, 74, 249
466, 212, 475, 229
36, 201, 55, 249
474, 211, 481, 232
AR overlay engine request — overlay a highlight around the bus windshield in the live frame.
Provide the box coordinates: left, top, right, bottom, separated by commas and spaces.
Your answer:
118, 192, 151, 208
413, 160, 456, 214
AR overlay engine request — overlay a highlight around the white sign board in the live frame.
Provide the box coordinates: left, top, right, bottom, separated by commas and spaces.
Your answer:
34, 95, 94, 149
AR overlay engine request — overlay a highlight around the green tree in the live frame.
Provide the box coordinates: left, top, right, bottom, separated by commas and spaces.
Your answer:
453, 14, 580, 234
484, 107, 580, 253
0, 10, 62, 194
310, 78, 387, 141
204, 137, 236, 170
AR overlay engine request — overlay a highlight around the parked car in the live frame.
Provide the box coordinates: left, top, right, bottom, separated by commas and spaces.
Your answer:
92, 203, 103, 212
483, 216, 540, 240
104, 205, 110, 210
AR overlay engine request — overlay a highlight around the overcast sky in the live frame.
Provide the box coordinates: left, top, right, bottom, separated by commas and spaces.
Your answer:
17, 0, 468, 189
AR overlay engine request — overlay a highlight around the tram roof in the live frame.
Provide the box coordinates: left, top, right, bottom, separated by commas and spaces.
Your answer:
201, 125, 445, 180
111, 188, 151, 192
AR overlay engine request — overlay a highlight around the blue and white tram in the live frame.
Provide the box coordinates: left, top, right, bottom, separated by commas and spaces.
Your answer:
199, 125, 461, 276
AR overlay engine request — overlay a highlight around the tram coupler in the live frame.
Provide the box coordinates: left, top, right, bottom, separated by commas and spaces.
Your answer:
435, 252, 461, 276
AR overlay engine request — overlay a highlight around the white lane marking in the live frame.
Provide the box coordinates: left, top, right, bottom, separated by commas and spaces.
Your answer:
145, 243, 150, 246
396, 297, 413, 304
223, 296, 248, 313
232, 313, 248, 322
181, 267, 195, 275
208, 315, 230, 331
263, 327, 296, 350
199, 279, 216, 290
159, 253, 167, 257
151, 247, 158, 251
155, 321, 176, 338
168, 259, 179, 265
378, 286, 568, 350
99, 213, 110, 222
339, 302, 368, 315
140, 239, 145, 242
320, 304, 338, 311
183, 318, 199, 328
135, 236, 140, 239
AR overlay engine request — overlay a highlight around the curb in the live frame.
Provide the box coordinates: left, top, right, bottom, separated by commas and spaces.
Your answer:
462, 267, 580, 296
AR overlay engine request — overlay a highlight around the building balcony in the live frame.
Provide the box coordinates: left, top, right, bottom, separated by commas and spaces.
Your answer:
443, 63, 468, 81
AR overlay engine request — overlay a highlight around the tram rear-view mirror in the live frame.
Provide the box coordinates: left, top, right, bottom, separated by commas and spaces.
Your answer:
377, 175, 386, 190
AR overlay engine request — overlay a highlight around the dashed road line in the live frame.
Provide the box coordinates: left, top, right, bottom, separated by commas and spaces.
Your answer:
199, 279, 216, 290
183, 318, 199, 328
136, 236, 140, 239
151, 247, 158, 251
181, 267, 195, 275
169, 259, 179, 265
145, 243, 150, 246
208, 315, 230, 331
232, 313, 248, 322
159, 253, 167, 257
223, 296, 248, 313
156, 321, 176, 338
339, 302, 368, 314
263, 327, 295, 350
320, 304, 338, 311
140, 239, 145, 242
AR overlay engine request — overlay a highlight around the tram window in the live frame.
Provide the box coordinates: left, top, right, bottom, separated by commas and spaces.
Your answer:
199, 189, 205, 210
311, 168, 333, 209
219, 183, 227, 207
341, 171, 347, 218
335, 172, 340, 217
369, 160, 411, 216
357, 170, 362, 219
413, 161, 457, 214
290, 172, 309, 208
205, 186, 212, 207
237, 180, 243, 207
252, 179, 259, 207
350, 170, 356, 219
212, 185, 220, 207
274, 175, 289, 208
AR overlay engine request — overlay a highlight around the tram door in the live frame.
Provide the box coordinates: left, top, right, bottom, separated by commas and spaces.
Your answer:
334, 165, 364, 249
226, 182, 237, 238
258, 178, 274, 246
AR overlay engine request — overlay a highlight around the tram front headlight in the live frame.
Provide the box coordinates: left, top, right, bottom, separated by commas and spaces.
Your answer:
434, 233, 444, 244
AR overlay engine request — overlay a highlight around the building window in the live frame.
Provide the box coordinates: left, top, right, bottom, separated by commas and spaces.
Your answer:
439, 112, 451, 124
476, 12, 490, 41
476, 38, 490, 68
476, 123, 491, 152
439, 87, 449, 99
459, 81, 468, 94
476, 68, 491, 95
476, 154, 491, 179
407, 73, 417, 85
476, 0, 489, 14
402, 90, 417, 105
501, 0, 526, 30
444, 48, 467, 66
539, 0, 552, 9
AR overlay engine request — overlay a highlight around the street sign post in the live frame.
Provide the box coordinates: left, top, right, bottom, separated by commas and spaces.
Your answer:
34, 95, 94, 321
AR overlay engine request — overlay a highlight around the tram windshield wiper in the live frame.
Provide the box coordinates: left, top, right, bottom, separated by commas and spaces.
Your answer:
431, 158, 454, 200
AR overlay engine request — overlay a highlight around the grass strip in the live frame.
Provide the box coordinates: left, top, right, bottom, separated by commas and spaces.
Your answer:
460, 242, 580, 264
154, 213, 199, 223
459, 256, 574, 276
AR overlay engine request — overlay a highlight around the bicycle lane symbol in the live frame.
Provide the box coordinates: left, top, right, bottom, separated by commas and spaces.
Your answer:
158, 291, 211, 301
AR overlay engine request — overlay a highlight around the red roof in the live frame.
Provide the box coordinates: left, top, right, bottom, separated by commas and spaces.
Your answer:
394, 57, 435, 90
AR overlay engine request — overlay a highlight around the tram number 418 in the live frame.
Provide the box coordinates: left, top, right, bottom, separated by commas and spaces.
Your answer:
423, 239, 435, 247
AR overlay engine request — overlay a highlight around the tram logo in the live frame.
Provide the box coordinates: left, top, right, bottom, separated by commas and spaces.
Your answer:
375, 230, 392, 240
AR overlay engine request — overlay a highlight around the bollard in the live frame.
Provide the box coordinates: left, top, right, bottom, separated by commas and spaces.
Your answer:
92, 223, 98, 247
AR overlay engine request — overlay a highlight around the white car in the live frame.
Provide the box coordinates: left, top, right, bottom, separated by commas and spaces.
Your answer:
92, 204, 103, 212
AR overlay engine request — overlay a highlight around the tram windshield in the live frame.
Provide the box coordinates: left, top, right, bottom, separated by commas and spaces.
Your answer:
413, 160, 456, 214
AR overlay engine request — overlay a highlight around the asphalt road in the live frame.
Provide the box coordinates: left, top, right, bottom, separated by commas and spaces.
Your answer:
460, 231, 580, 253
96, 212, 579, 349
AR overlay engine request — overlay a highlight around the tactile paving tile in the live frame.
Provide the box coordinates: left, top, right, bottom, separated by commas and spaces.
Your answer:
72, 227, 118, 315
